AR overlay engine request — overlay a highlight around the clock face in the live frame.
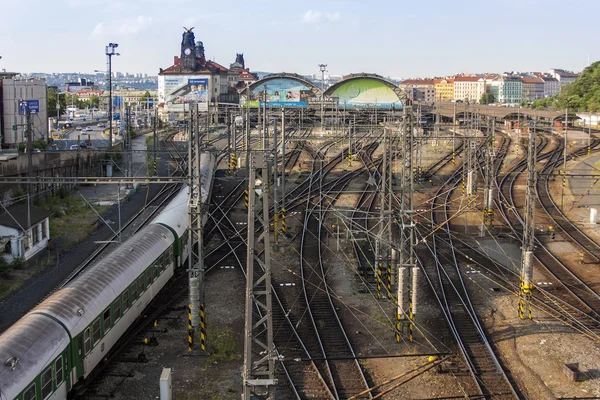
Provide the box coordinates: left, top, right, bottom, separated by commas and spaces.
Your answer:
184, 48, 192, 56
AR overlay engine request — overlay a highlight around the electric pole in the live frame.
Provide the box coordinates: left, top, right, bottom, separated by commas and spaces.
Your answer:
519, 125, 536, 320
243, 151, 276, 399
187, 104, 207, 351
482, 119, 495, 234
397, 101, 417, 343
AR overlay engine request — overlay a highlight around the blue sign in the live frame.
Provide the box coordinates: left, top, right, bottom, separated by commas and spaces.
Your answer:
18, 100, 40, 114
188, 78, 208, 85
146, 99, 154, 105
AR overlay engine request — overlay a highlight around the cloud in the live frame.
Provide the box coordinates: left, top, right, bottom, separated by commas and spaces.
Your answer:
91, 15, 153, 37
302, 10, 341, 24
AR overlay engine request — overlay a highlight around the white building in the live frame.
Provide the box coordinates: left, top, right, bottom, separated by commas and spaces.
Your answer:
0, 75, 48, 148
0, 204, 51, 262
547, 69, 579, 87
543, 76, 560, 97
453, 76, 486, 103
399, 79, 436, 103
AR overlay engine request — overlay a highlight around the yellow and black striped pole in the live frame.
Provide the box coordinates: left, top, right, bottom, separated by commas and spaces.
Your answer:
281, 208, 286, 234
153, 160, 157, 176
395, 314, 402, 343
199, 303, 206, 352
409, 302, 414, 342
244, 190, 249, 208
376, 263, 382, 299
386, 263, 392, 298
187, 304, 193, 352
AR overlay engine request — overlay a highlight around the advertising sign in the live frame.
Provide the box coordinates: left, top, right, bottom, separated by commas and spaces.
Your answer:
329, 78, 402, 108
19, 100, 40, 114
244, 78, 316, 108
163, 76, 209, 105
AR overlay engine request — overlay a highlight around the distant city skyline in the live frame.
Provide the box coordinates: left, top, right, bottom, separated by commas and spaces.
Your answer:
1, 0, 598, 78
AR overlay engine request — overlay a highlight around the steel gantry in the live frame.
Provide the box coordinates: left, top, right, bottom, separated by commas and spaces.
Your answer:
396, 103, 418, 343
187, 104, 207, 351
243, 151, 277, 399
519, 126, 537, 320
375, 125, 394, 300
482, 119, 495, 233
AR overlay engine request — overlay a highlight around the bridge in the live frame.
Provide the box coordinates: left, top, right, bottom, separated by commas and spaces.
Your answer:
432, 101, 572, 122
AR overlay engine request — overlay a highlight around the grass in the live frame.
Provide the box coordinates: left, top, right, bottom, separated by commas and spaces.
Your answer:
39, 191, 110, 251
0, 191, 111, 301
203, 326, 241, 364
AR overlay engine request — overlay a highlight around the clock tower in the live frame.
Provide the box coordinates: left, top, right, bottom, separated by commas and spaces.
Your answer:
180, 27, 197, 72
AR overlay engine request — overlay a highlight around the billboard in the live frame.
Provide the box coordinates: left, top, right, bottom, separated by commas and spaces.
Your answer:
244, 78, 316, 108
161, 76, 209, 105
328, 78, 402, 108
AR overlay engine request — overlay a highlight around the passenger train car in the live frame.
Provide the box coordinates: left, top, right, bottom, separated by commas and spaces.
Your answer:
0, 153, 214, 400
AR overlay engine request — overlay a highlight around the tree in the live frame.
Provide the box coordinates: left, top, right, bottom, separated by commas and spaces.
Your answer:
140, 91, 151, 106
89, 94, 100, 109
47, 88, 67, 118
480, 92, 495, 105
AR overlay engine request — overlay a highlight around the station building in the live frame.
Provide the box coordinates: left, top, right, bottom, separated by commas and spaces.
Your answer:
157, 28, 256, 120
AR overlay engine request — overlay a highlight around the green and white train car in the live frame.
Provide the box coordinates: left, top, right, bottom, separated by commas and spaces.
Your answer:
0, 153, 214, 400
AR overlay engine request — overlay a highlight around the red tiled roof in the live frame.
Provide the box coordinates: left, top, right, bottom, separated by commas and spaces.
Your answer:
521, 77, 543, 84
400, 79, 435, 85
454, 76, 480, 82
159, 57, 230, 75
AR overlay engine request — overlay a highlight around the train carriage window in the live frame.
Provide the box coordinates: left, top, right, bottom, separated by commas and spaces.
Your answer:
103, 308, 111, 333
55, 356, 63, 386
146, 269, 152, 286
167, 246, 173, 263
153, 263, 160, 278
131, 283, 138, 300
23, 383, 36, 400
41, 366, 53, 398
113, 299, 121, 322
122, 290, 130, 311
84, 328, 91, 354
138, 275, 145, 294
92, 318, 101, 344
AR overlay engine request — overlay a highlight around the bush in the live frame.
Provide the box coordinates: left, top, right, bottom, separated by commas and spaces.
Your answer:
0, 256, 11, 278
10, 257, 24, 270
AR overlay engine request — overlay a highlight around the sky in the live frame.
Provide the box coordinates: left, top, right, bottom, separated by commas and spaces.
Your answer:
1, 0, 599, 78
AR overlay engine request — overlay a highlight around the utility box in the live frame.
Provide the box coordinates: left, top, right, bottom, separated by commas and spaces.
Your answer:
160, 368, 172, 400
590, 208, 597, 224
563, 363, 584, 382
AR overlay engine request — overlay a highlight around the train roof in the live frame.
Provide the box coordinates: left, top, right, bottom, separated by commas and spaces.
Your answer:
30, 224, 175, 337
152, 186, 189, 238
0, 313, 69, 399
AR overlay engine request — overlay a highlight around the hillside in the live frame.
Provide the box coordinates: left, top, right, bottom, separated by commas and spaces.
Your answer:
533, 61, 600, 111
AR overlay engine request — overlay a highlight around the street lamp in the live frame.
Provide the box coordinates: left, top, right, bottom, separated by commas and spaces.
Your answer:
105, 43, 120, 150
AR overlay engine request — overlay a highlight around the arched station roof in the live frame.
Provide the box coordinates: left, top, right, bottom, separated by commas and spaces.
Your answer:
246, 73, 322, 96
323, 73, 405, 108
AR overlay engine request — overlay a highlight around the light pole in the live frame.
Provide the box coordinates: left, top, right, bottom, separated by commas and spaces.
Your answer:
318, 64, 327, 131
105, 43, 120, 150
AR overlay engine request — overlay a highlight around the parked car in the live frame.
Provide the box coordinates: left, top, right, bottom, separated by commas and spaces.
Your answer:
76, 126, 83, 131
69, 144, 79, 150
86, 126, 93, 131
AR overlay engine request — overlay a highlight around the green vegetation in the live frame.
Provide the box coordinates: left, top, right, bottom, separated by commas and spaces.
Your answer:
533, 61, 600, 111
39, 190, 110, 251
480, 92, 496, 105
18, 140, 48, 153
205, 326, 241, 364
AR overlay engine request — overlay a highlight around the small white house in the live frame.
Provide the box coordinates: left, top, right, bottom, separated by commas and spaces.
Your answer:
0, 204, 51, 262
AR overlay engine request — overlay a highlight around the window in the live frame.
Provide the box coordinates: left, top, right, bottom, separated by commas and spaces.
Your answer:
41, 366, 53, 398
84, 328, 91, 354
146, 269, 152, 285
42, 220, 47, 239
92, 318, 101, 344
138, 276, 145, 294
23, 383, 36, 400
122, 291, 130, 311
55, 356, 63, 386
32, 226, 40, 246
113, 299, 121, 322
131, 283, 138, 300
103, 308, 111, 332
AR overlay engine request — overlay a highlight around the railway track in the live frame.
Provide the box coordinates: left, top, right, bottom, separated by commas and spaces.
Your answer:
418, 133, 519, 399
